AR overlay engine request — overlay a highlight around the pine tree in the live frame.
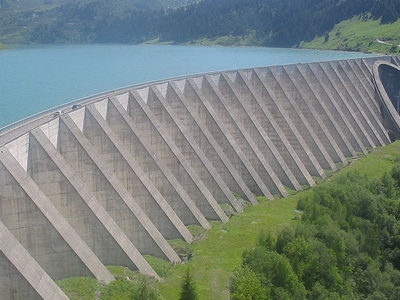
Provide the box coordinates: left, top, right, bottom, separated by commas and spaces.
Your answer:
178, 269, 199, 300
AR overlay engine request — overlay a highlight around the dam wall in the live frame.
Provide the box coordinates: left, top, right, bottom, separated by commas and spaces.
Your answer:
0, 55, 399, 299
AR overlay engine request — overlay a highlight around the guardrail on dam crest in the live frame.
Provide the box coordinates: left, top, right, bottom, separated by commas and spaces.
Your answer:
0, 55, 399, 299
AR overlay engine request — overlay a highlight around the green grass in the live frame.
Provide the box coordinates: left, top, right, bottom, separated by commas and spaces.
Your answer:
100, 279, 137, 300
301, 15, 400, 54
143, 255, 173, 277
57, 266, 156, 300
106, 265, 144, 281
158, 195, 301, 300
329, 141, 400, 180
188, 32, 262, 47
57, 141, 400, 300
0, 43, 9, 50
56, 277, 100, 300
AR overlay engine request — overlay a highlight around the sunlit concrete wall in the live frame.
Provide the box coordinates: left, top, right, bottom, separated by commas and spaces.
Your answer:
0, 55, 398, 300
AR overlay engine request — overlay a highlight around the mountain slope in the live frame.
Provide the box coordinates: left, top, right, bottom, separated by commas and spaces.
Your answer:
158, 0, 400, 47
1, 0, 400, 52
301, 15, 400, 54
0, 0, 193, 11
0, 0, 162, 43
0, 0, 91, 12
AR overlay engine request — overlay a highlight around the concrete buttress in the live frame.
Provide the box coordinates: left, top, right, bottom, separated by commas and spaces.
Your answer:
0, 55, 399, 299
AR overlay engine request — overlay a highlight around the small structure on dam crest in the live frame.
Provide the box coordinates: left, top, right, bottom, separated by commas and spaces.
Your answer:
0, 55, 400, 299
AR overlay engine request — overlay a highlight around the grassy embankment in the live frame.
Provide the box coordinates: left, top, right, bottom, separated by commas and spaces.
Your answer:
56, 140, 400, 300
0, 43, 8, 50
301, 15, 400, 54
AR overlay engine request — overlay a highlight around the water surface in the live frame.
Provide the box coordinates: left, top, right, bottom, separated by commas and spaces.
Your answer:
0, 44, 377, 127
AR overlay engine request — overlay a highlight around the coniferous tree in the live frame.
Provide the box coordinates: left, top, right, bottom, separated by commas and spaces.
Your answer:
178, 269, 198, 300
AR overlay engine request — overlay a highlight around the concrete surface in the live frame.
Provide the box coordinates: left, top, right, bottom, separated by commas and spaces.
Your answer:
0, 55, 399, 299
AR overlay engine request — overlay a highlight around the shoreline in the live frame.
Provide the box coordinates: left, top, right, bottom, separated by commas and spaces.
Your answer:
1, 42, 377, 60
140, 36, 386, 55
0, 40, 387, 56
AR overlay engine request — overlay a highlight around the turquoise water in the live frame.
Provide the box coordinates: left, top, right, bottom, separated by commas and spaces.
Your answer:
0, 44, 377, 128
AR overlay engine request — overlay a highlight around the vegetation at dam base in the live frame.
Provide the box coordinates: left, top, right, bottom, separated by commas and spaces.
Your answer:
232, 172, 400, 299
56, 142, 400, 299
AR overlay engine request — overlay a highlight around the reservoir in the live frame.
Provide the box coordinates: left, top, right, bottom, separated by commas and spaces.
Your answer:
0, 44, 377, 128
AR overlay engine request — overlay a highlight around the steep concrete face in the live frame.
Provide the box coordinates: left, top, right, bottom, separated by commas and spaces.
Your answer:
0, 55, 399, 299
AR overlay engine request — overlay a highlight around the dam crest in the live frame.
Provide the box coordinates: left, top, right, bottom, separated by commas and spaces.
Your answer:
0, 55, 400, 299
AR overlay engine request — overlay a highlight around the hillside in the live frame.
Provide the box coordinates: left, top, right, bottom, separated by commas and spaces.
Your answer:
0, 0, 197, 43
0, 0, 88, 12
0, 0, 193, 11
1, 0, 400, 52
0, 0, 161, 44
157, 0, 400, 51
301, 15, 400, 54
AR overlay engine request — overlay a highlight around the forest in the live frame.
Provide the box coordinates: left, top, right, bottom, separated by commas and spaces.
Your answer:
1, 0, 400, 47
229, 164, 400, 299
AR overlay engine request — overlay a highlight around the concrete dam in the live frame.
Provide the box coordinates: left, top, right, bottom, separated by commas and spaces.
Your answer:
0, 54, 400, 299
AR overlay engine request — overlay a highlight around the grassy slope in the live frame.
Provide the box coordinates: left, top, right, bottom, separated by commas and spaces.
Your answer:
301, 15, 400, 54
158, 142, 400, 300
158, 195, 300, 300
57, 141, 400, 300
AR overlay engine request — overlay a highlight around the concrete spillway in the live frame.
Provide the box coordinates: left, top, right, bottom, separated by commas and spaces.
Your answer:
0, 55, 399, 299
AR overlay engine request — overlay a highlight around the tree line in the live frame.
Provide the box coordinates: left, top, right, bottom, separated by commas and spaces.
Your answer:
230, 163, 400, 299
2, 0, 400, 46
